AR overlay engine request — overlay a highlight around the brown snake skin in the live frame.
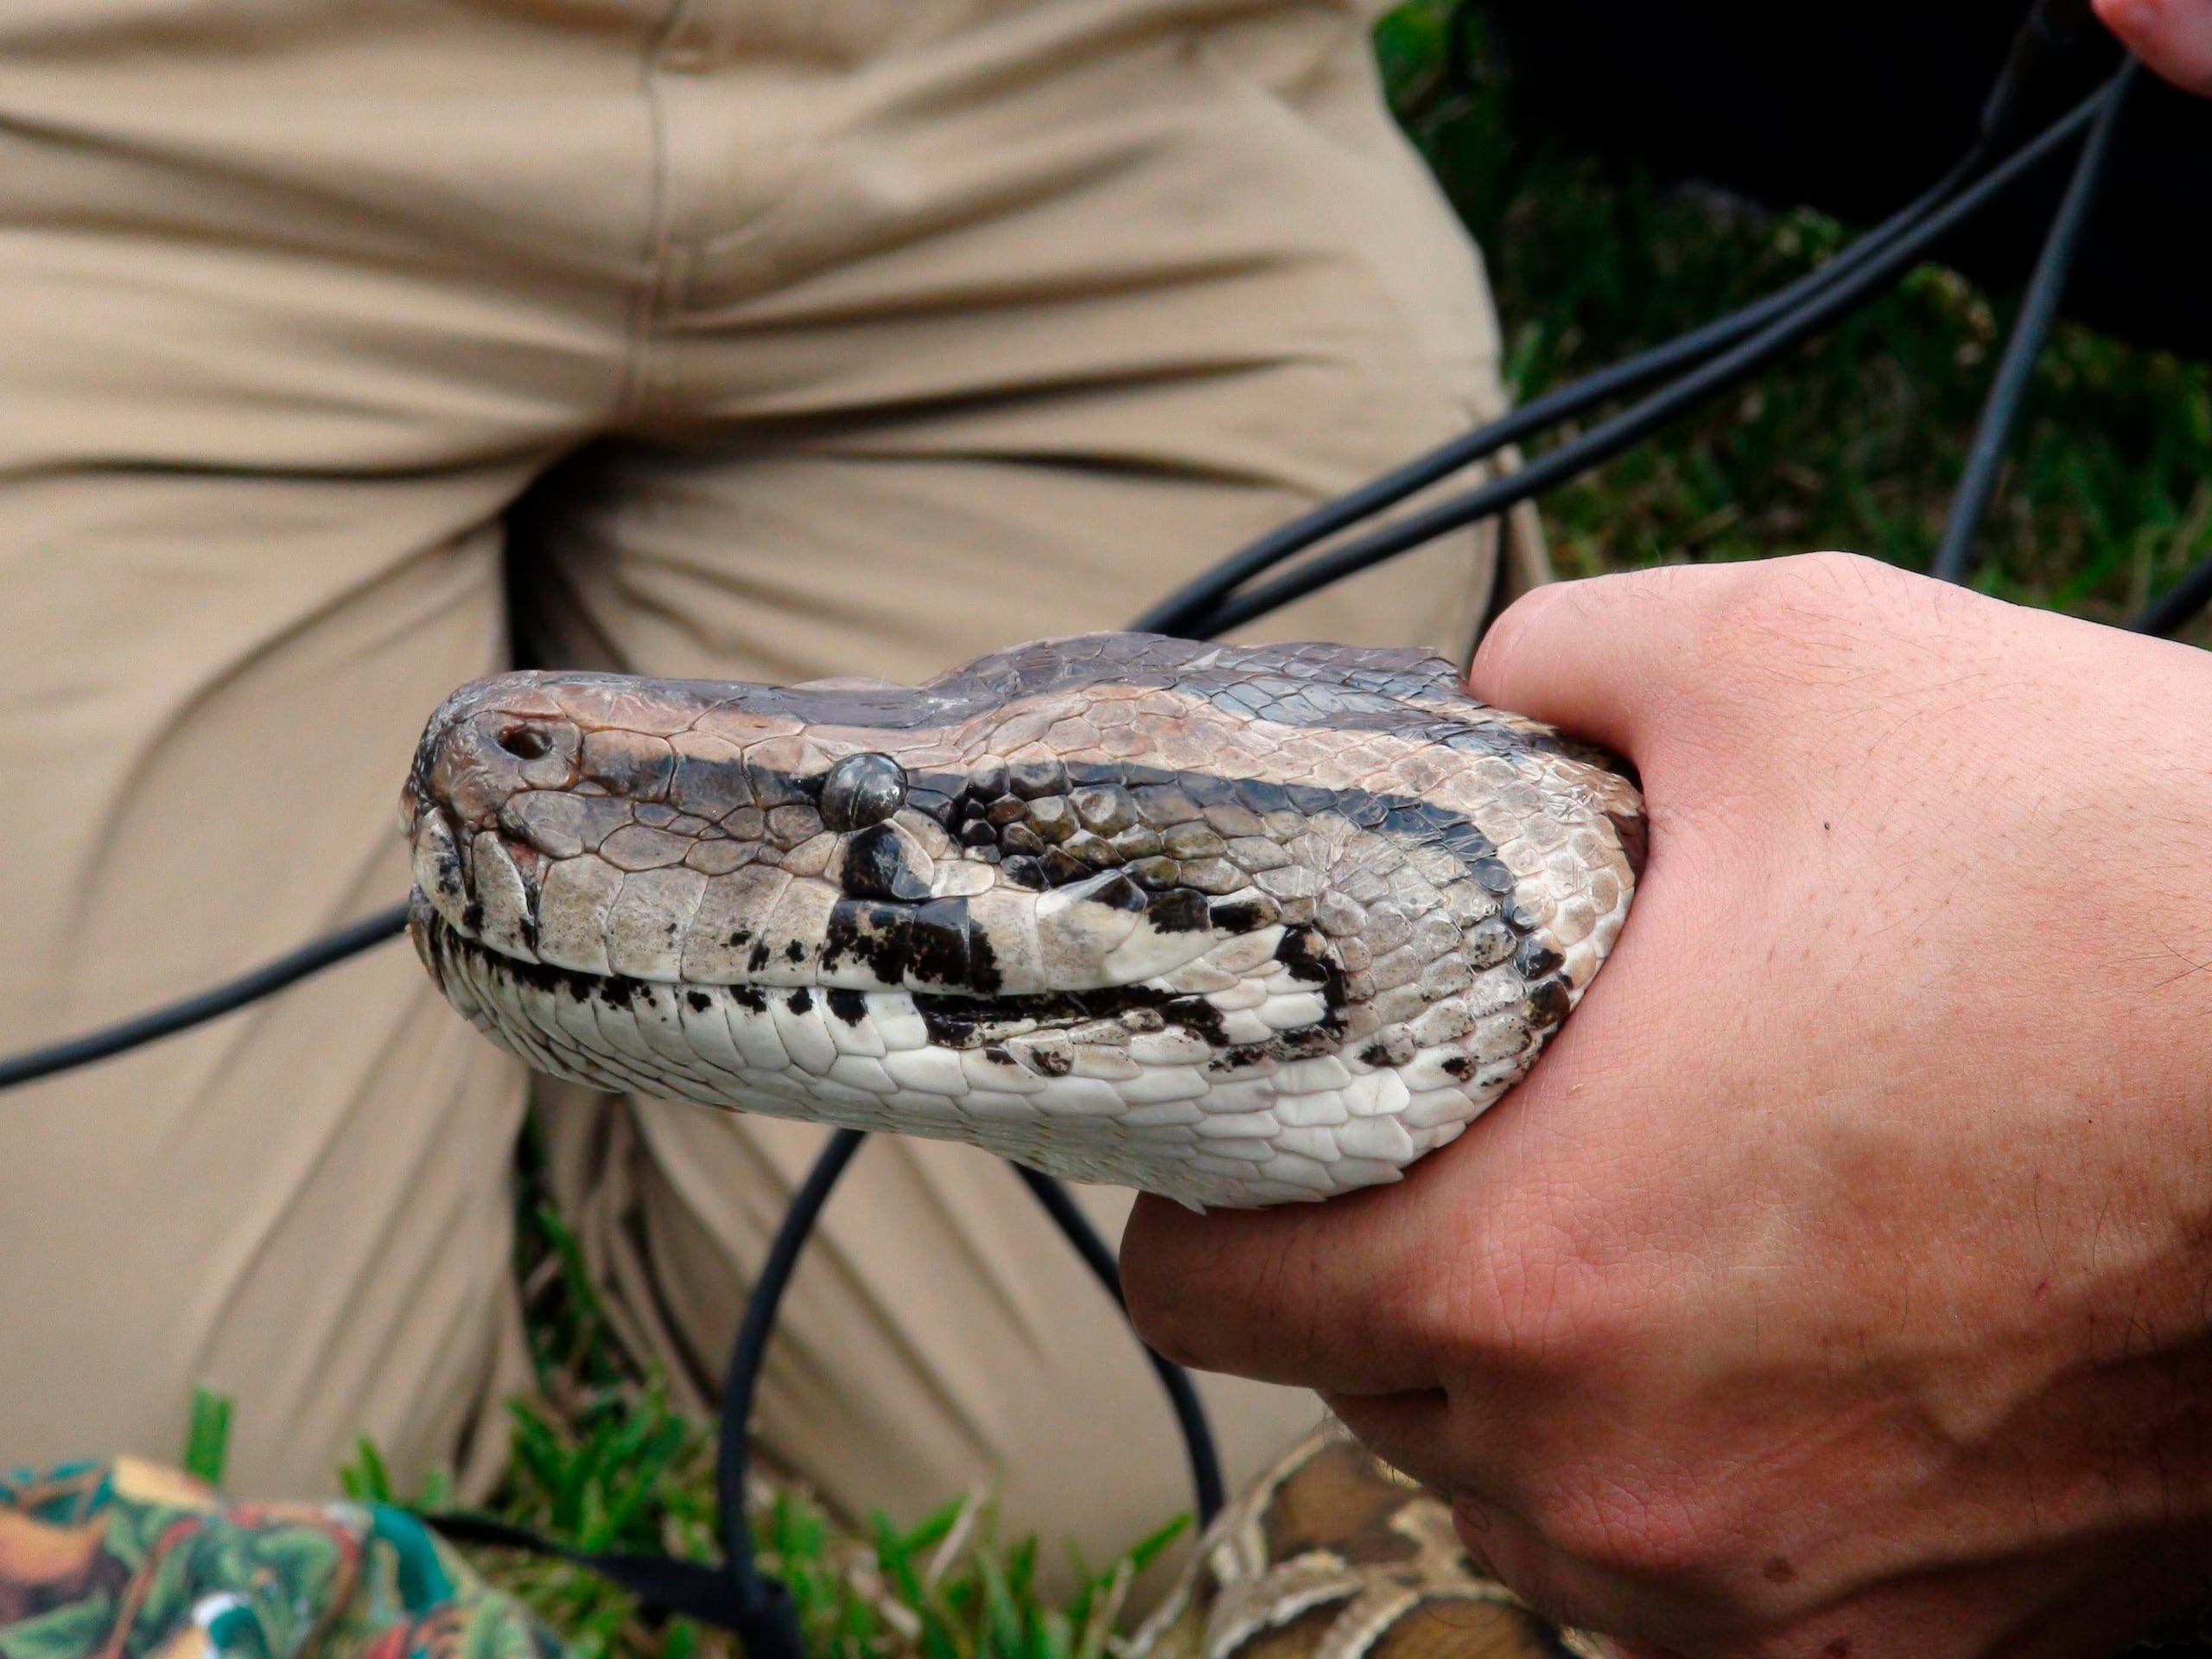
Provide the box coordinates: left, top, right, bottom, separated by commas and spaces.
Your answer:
1128, 1426, 1604, 1659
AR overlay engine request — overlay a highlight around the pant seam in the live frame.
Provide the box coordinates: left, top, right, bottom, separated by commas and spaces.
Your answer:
612, 0, 702, 427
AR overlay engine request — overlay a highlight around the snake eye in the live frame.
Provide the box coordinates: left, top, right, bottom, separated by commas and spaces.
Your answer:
497, 724, 552, 761
820, 752, 906, 831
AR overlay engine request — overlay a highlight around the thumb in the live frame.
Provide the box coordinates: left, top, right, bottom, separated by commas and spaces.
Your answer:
2092, 0, 2212, 97
1467, 563, 1730, 759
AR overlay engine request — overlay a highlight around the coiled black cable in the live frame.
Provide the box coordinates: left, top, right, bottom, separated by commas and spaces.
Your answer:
2133, 554, 2212, 639
1932, 59, 2139, 585
1131, 0, 2119, 642
1010, 1164, 1228, 1522
709, 1138, 1226, 1659
0, 903, 410, 1093
1176, 77, 2117, 639
715, 1128, 867, 1659
1127, 149, 1986, 639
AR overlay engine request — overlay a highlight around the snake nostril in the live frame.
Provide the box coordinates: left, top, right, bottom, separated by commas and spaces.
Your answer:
496, 724, 552, 761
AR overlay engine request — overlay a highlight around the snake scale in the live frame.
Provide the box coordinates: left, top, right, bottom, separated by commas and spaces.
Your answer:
402, 632, 1643, 1211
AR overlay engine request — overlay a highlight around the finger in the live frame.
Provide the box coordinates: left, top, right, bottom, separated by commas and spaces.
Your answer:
1118, 1158, 1465, 1395
1331, 1390, 1694, 1653
2093, 0, 2212, 95
1442, 1488, 1631, 1640
1467, 563, 1732, 756
1325, 1389, 1458, 1495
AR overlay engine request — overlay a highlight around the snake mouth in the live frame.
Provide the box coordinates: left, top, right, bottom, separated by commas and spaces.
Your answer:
405, 769, 1361, 1116
411, 899, 1376, 1209
410, 840, 1343, 1055
416, 904, 1333, 1070
407, 784, 1298, 1013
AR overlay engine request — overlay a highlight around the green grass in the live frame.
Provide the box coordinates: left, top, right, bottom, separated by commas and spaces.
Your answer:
321, 1134, 1188, 1659
339, 1381, 1184, 1659
189, 13, 2212, 1659
1373, 2, 2212, 633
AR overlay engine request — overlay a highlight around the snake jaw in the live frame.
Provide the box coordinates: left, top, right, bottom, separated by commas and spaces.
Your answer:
405, 890, 446, 998
408, 805, 472, 938
401, 636, 1644, 1208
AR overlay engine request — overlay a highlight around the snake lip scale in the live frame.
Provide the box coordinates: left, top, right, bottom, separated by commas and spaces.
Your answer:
401, 632, 1643, 1210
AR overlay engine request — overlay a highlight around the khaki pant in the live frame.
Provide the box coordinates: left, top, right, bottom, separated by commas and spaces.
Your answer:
0, 0, 1532, 1576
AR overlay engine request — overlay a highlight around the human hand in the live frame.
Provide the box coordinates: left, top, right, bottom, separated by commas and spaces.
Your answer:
2094, 0, 2212, 96
1122, 555, 2212, 1657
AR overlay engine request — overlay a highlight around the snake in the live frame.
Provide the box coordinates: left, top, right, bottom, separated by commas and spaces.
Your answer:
1128, 1423, 1606, 1659
401, 632, 1643, 1211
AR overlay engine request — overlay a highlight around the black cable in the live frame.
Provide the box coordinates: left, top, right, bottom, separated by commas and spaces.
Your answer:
1130, 0, 2109, 643
1127, 152, 1983, 640
0, 901, 411, 1094
416, 1128, 868, 1643
419, 1512, 757, 1630
1932, 60, 2138, 586
1184, 80, 2115, 639
2131, 552, 2212, 639
1979, 0, 2115, 155
713, 1126, 867, 1659
1011, 1164, 1227, 1524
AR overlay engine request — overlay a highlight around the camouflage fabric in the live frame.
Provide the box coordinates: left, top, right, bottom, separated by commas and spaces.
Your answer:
0, 1460, 563, 1659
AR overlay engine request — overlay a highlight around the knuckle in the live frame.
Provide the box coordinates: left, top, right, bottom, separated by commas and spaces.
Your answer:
1697, 551, 2012, 710
1120, 1205, 1339, 1379
1705, 550, 1881, 649
1116, 1208, 1217, 1363
1431, 1185, 1634, 1374
1522, 1468, 1719, 1582
1478, 563, 1708, 678
1673, 551, 1929, 713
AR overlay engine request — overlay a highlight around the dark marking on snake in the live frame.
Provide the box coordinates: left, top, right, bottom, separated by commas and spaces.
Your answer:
1207, 898, 1277, 933
1514, 938, 1564, 980
910, 898, 974, 988
843, 820, 931, 901
1527, 976, 1572, 1030
1147, 889, 1211, 933
910, 982, 1238, 1052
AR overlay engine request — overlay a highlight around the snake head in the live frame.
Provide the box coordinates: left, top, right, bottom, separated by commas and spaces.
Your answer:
401, 635, 1643, 1209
